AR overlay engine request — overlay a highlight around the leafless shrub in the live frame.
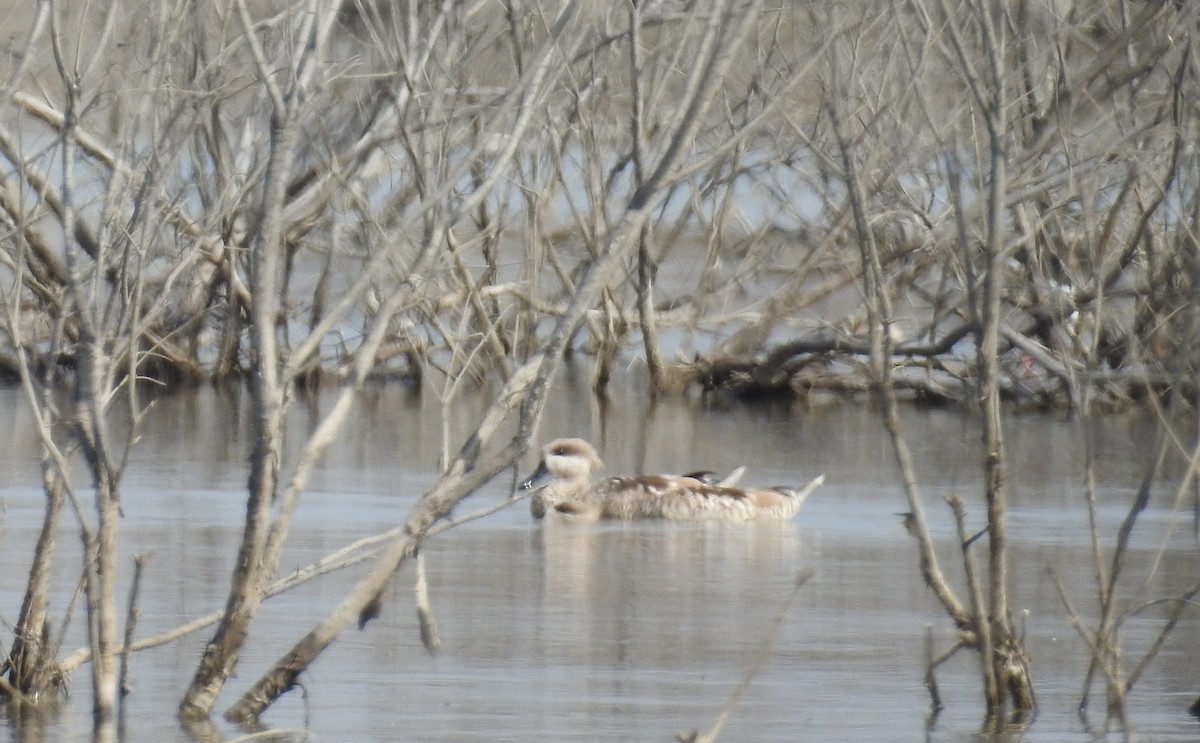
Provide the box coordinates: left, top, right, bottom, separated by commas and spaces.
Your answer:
804, 0, 1199, 731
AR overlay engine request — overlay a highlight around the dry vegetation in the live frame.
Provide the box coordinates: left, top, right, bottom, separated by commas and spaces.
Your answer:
0, 2, 1197, 409
1, 0, 1198, 738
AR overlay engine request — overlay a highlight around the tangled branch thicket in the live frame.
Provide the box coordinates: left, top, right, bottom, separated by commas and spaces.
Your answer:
0, 2, 1195, 410
2, 0, 1199, 735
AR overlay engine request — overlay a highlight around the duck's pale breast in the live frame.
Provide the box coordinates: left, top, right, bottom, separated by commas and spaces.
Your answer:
530, 479, 608, 519
542, 499, 603, 522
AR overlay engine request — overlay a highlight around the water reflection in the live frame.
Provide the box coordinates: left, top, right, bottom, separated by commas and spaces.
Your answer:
1, 379, 1198, 742
534, 521, 804, 664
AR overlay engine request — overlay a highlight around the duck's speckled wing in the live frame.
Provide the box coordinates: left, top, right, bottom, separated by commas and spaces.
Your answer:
600, 477, 825, 523
595, 474, 824, 522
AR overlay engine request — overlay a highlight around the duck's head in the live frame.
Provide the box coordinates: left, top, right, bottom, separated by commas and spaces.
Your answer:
520, 438, 604, 489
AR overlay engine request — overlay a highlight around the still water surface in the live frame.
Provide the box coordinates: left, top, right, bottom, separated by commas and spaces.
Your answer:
0, 376, 1197, 741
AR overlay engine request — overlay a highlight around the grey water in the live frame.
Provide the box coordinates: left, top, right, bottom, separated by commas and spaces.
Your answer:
0, 375, 1198, 742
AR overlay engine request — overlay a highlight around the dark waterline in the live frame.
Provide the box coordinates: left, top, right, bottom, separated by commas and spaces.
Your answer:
0, 378, 1197, 742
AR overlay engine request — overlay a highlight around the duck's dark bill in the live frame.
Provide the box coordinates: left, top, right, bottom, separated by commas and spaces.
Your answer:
520, 460, 550, 490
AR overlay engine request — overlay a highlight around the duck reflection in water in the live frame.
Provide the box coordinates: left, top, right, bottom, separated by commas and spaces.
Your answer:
520, 438, 824, 522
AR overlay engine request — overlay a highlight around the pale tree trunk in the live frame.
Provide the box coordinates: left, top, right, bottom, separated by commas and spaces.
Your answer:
176, 122, 294, 719
628, 1, 663, 395
970, 0, 1034, 720
7, 465, 66, 694
56, 35, 123, 730
178, 1, 323, 718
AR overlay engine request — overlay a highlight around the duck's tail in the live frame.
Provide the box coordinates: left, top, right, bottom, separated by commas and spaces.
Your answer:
770, 474, 825, 519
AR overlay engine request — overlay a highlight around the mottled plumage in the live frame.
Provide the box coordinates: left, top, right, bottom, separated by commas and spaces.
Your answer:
520, 438, 823, 522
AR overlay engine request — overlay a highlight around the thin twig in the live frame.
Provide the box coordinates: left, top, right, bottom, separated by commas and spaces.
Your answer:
681, 570, 813, 743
